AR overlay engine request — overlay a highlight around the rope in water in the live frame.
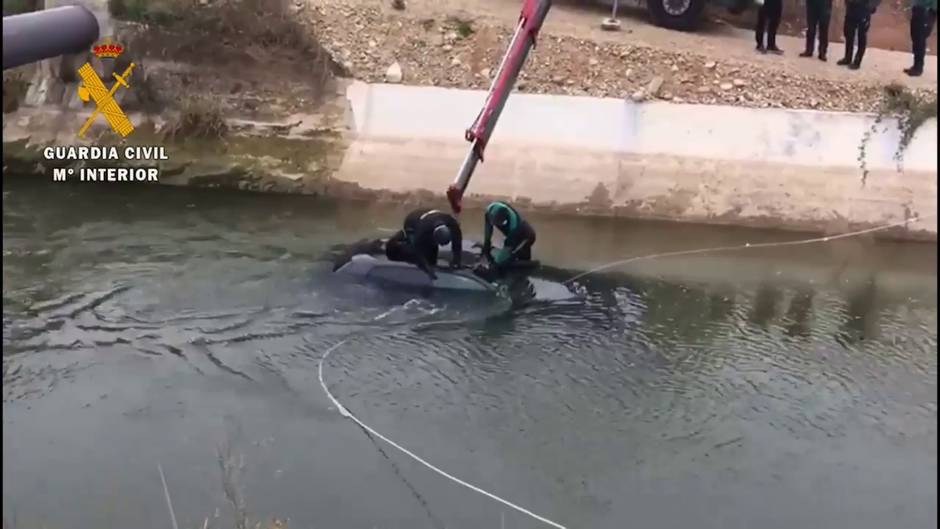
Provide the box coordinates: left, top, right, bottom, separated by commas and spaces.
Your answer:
564, 213, 936, 284
319, 212, 934, 529
318, 338, 569, 529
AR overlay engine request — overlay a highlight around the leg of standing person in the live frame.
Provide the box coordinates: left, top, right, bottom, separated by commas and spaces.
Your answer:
850, 10, 871, 68
818, 0, 832, 60
917, 7, 936, 73
839, 5, 859, 65
907, 5, 936, 75
767, 0, 784, 53
925, 9, 938, 68
756, 1, 769, 51
802, 0, 820, 56
908, 5, 926, 73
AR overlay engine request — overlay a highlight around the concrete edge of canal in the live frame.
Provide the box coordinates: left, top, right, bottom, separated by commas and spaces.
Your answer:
3, 78, 936, 241
332, 80, 938, 242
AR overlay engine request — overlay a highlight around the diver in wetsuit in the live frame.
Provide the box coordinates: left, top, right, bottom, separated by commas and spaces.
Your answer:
328, 237, 385, 271
386, 208, 463, 280
480, 201, 536, 275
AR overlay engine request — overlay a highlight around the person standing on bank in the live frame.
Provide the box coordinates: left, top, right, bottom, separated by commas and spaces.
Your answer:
756, 0, 785, 54
905, 0, 937, 76
801, 0, 832, 60
839, 0, 881, 69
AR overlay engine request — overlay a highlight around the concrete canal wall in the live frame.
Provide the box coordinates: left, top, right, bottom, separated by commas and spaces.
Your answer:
335, 81, 938, 240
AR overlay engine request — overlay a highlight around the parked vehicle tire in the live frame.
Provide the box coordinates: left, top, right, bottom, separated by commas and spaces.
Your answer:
727, 0, 752, 14
646, 0, 707, 31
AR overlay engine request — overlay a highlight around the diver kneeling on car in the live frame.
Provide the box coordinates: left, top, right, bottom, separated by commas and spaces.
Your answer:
476, 200, 536, 277
385, 208, 463, 280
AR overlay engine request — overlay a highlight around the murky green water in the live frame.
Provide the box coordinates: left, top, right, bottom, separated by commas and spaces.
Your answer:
3, 177, 936, 529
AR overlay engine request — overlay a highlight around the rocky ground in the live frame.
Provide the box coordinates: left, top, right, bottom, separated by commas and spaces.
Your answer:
306, 0, 937, 112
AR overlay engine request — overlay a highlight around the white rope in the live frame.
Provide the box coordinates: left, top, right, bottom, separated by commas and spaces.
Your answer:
317, 339, 568, 529
157, 463, 180, 529
317, 211, 934, 528
564, 213, 936, 284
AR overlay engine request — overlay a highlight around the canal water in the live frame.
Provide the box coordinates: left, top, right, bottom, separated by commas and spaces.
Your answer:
3, 177, 936, 529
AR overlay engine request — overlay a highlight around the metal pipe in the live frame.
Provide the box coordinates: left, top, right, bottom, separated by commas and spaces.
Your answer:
3, 5, 100, 70
450, 16, 527, 199
447, 0, 552, 214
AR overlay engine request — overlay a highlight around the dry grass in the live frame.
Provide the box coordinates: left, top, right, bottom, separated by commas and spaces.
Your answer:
2, 71, 30, 114
110, 0, 340, 107
217, 439, 249, 529
161, 95, 229, 142
2, 0, 40, 16
152, 440, 290, 529
109, 0, 330, 58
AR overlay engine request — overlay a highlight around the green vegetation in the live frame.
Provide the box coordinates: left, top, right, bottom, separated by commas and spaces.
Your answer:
446, 15, 476, 38
857, 83, 938, 185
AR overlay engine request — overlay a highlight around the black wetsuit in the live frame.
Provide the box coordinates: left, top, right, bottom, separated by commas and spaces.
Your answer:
386, 208, 462, 279
840, 0, 880, 68
330, 237, 385, 271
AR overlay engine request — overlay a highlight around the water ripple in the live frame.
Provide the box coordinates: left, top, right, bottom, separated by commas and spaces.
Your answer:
3, 179, 936, 529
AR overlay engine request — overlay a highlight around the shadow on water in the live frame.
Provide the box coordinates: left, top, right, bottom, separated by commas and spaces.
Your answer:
783, 285, 815, 338
836, 272, 881, 346
2, 177, 937, 529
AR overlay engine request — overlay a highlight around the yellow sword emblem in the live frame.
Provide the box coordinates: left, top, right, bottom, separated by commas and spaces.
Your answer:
76, 62, 136, 138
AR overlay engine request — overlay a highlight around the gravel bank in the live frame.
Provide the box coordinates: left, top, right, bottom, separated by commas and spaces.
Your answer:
307, 0, 936, 112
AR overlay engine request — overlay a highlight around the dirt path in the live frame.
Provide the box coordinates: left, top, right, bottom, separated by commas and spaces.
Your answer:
398, 0, 937, 88
307, 0, 936, 112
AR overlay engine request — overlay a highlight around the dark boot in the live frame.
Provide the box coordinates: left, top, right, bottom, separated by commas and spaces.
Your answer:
850, 49, 865, 69
800, 49, 814, 57
837, 43, 853, 65
904, 66, 924, 76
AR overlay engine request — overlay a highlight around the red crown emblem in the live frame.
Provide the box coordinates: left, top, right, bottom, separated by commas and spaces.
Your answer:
92, 38, 124, 59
